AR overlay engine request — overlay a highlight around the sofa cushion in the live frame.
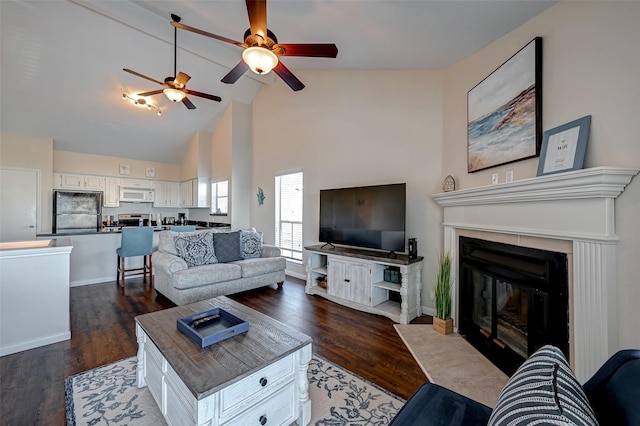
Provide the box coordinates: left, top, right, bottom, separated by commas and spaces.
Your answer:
213, 231, 242, 263
158, 230, 210, 256
233, 256, 287, 278
488, 345, 598, 426
173, 263, 242, 289
240, 230, 263, 259
174, 232, 217, 267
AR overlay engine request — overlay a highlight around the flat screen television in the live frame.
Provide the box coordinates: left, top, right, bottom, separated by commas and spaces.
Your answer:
319, 183, 406, 253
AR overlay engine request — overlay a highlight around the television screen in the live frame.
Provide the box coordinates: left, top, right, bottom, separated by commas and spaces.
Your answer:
319, 183, 406, 252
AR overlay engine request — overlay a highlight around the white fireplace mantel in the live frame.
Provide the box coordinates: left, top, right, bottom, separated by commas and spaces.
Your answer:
432, 166, 639, 381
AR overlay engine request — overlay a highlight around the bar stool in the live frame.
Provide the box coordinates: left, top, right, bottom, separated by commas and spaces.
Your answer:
116, 227, 154, 286
170, 225, 196, 232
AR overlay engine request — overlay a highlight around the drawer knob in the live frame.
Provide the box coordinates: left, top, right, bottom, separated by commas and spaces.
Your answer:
259, 414, 268, 425
259, 377, 268, 387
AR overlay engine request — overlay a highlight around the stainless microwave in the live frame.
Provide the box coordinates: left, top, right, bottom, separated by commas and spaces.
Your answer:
120, 187, 155, 203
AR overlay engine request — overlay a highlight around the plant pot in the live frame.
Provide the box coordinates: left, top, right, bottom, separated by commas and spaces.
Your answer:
433, 317, 453, 335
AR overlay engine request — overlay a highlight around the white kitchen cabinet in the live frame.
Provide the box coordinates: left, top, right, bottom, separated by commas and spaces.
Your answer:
306, 245, 423, 324
181, 178, 210, 208
154, 181, 181, 208
103, 178, 119, 207
54, 173, 104, 191
120, 178, 155, 189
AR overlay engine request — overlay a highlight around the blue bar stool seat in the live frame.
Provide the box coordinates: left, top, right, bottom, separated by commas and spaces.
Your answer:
116, 227, 154, 286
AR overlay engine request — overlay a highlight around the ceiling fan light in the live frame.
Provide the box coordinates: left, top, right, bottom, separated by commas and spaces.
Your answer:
163, 88, 186, 102
242, 46, 278, 75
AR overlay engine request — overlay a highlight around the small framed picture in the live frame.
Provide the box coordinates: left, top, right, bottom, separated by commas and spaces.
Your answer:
119, 163, 130, 175
537, 115, 591, 176
145, 167, 156, 178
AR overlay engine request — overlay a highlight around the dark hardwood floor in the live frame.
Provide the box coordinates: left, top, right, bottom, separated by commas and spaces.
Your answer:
0, 276, 430, 426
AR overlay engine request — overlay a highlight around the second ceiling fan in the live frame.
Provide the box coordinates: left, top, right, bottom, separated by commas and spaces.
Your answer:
123, 14, 221, 110
172, 0, 338, 91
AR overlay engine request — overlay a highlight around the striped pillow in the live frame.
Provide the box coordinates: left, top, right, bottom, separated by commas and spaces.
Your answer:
488, 345, 598, 426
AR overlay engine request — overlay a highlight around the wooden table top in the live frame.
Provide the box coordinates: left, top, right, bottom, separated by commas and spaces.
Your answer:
135, 296, 312, 399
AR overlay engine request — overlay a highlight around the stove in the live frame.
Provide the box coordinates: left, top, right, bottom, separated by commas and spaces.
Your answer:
118, 213, 150, 227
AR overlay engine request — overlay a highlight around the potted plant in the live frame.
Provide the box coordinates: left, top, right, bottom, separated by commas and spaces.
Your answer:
433, 251, 454, 335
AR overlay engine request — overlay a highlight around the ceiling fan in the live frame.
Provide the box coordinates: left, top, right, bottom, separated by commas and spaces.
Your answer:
123, 14, 221, 110
171, 0, 338, 91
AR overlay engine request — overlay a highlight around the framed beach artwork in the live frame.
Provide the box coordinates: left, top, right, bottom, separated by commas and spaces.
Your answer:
467, 37, 542, 173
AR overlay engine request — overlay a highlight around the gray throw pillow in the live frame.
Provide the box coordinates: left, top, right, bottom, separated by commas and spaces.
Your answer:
240, 230, 263, 259
213, 231, 242, 263
174, 232, 217, 267
488, 345, 598, 426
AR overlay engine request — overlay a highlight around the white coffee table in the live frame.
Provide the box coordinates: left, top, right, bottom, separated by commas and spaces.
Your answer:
135, 296, 313, 426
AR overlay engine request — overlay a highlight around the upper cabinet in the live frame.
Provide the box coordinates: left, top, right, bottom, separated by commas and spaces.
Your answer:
180, 178, 210, 208
154, 181, 181, 208
54, 173, 104, 191
103, 178, 120, 207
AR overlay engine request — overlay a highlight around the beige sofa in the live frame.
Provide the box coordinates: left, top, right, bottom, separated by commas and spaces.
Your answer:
152, 229, 286, 305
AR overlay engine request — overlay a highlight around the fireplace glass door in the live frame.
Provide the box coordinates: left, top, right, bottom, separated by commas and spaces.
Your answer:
459, 237, 568, 376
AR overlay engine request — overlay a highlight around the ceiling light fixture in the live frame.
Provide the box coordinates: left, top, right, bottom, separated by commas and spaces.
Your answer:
242, 46, 278, 75
163, 88, 186, 102
121, 91, 161, 116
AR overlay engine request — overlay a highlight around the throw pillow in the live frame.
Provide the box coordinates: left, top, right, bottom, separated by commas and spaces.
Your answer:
213, 231, 242, 263
240, 230, 263, 259
488, 345, 598, 426
174, 232, 217, 267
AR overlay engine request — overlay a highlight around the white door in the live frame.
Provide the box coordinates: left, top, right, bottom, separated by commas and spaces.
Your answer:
0, 169, 38, 241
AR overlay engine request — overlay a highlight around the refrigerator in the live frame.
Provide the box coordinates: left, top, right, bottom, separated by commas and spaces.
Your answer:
53, 191, 103, 233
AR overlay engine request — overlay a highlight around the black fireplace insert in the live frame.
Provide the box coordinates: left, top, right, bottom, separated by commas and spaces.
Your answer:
458, 236, 569, 376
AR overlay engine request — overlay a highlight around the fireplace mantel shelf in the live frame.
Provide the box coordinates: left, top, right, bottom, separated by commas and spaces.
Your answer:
433, 166, 639, 206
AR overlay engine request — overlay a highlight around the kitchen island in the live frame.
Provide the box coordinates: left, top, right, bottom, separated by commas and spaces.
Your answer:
0, 238, 73, 356
37, 223, 230, 287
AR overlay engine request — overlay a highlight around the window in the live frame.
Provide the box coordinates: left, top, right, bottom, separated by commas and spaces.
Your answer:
210, 180, 229, 215
275, 171, 303, 261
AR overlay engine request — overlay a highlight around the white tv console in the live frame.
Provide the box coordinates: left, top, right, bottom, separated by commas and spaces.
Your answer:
304, 245, 423, 324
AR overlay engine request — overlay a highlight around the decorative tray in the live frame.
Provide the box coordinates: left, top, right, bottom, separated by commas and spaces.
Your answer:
177, 308, 249, 348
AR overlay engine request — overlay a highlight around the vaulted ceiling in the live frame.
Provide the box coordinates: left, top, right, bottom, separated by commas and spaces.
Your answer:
1, 0, 556, 164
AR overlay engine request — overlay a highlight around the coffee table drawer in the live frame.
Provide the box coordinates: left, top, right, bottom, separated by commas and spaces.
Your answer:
220, 353, 295, 413
223, 381, 296, 426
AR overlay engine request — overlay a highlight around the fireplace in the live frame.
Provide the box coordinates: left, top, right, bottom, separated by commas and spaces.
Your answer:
432, 167, 639, 381
458, 236, 569, 375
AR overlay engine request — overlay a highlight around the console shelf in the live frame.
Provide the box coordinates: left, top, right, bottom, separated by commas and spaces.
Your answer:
304, 245, 423, 324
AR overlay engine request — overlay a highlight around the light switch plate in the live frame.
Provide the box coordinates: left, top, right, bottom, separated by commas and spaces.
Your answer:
491, 173, 499, 185
506, 170, 514, 183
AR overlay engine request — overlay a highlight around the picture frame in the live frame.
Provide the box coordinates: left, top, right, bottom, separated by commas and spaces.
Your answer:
145, 166, 156, 178
536, 115, 591, 176
119, 163, 130, 175
467, 37, 542, 173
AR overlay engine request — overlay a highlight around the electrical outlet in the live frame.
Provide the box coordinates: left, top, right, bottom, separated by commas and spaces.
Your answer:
506, 169, 514, 183
491, 173, 499, 185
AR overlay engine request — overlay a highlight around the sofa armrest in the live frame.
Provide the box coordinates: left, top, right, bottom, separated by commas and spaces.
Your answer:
261, 245, 281, 258
389, 383, 492, 426
152, 251, 188, 274
583, 349, 640, 425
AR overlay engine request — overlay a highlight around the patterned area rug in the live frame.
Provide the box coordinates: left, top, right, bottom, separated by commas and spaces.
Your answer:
65, 355, 404, 426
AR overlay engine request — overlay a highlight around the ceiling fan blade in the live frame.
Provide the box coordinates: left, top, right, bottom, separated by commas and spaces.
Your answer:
246, 0, 267, 39
123, 68, 167, 86
182, 97, 197, 110
273, 61, 305, 91
171, 21, 244, 47
137, 89, 164, 97
275, 43, 338, 58
221, 60, 250, 84
184, 89, 222, 102
174, 72, 191, 88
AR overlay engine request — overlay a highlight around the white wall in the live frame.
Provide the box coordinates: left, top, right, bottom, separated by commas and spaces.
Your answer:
441, 2, 640, 351
251, 70, 444, 310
